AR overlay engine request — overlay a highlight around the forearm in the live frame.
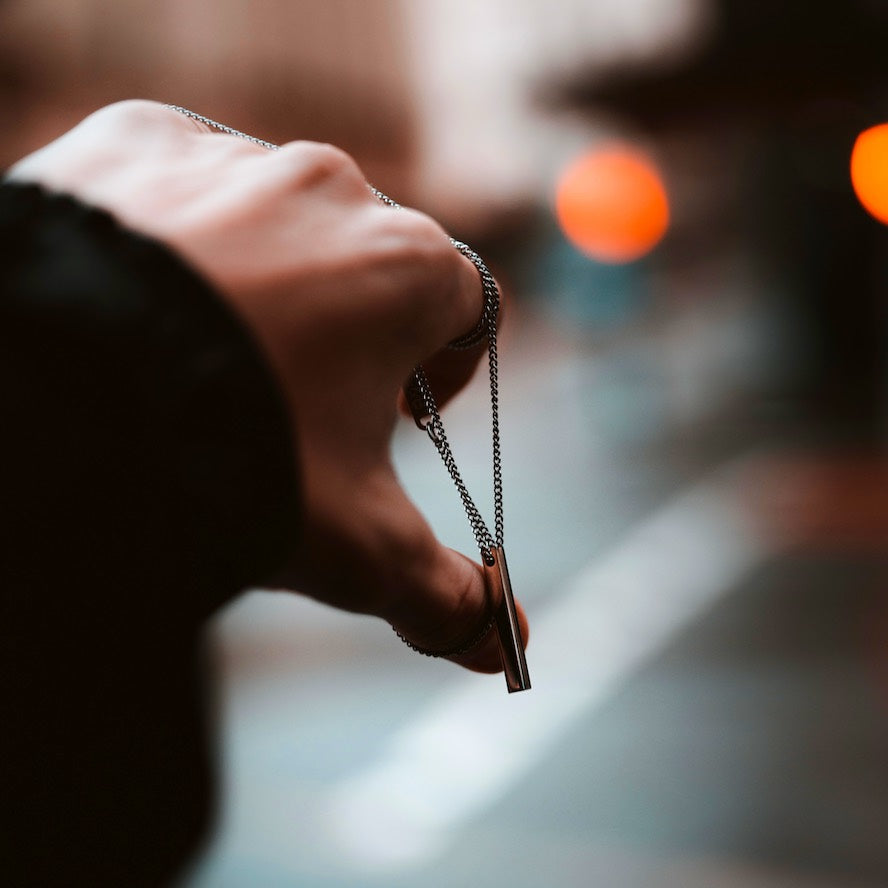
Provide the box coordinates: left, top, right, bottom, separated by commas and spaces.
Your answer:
0, 180, 302, 885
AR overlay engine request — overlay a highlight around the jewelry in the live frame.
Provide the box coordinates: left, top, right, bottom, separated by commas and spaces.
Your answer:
165, 105, 529, 693
396, 609, 498, 660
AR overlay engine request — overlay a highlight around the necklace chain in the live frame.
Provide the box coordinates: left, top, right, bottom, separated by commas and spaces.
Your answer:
164, 105, 504, 558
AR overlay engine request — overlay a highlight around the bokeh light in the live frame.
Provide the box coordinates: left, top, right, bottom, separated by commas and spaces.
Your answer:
851, 123, 888, 225
555, 144, 670, 264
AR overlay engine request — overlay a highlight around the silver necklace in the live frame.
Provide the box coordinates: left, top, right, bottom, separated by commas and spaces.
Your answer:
165, 105, 529, 693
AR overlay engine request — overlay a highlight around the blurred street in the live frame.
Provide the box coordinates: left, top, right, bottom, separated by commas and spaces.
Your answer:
186, 291, 888, 888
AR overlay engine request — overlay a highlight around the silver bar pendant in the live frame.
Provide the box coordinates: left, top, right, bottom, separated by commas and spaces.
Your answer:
484, 546, 531, 693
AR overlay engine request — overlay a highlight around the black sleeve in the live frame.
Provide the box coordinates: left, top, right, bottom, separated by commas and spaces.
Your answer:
0, 182, 302, 887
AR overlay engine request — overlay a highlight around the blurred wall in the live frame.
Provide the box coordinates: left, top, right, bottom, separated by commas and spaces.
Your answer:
0, 0, 707, 226
0, 0, 417, 193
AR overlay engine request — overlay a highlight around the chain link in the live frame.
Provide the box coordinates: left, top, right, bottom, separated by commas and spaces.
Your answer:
164, 104, 504, 558
410, 239, 503, 555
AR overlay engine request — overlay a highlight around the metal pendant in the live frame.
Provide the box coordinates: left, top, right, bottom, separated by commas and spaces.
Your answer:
484, 546, 531, 693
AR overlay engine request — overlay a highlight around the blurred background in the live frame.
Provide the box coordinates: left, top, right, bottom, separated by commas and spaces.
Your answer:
3, 1, 888, 886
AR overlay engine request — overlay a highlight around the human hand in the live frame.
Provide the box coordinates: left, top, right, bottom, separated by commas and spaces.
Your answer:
8, 100, 527, 673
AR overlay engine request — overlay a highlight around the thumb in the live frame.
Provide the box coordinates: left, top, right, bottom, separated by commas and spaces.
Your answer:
301, 463, 526, 673
364, 477, 530, 675
279, 459, 527, 675
385, 545, 507, 674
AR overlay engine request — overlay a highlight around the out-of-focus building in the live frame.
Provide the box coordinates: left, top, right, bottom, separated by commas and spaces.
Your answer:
0, 0, 417, 195
0, 0, 708, 231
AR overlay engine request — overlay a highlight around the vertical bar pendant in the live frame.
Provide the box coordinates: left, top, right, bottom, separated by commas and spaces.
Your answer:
483, 546, 531, 693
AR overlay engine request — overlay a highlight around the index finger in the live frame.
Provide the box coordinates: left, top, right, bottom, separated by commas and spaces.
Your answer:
399, 262, 504, 419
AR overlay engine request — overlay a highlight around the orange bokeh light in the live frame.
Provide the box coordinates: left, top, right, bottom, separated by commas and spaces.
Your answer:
851, 123, 888, 225
555, 145, 670, 264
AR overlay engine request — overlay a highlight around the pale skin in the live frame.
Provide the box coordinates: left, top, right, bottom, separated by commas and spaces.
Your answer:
8, 99, 528, 674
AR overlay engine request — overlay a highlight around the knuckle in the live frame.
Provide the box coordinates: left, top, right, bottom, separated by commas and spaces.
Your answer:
387, 209, 454, 274
367, 209, 467, 341
276, 141, 365, 189
84, 100, 206, 142
90, 99, 167, 128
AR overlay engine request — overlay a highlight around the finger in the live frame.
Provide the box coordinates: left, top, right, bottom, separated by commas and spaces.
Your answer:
363, 476, 498, 667
282, 465, 525, 675
436, 243, 496, 352
444, 566, 530, 675
423, 246, 506, 409
273, 140, 379, 203
384, 546, 495, 673
371, 208, 493, 356
398, 277, 506, 422
397, 338, 485, 420
361, 479, 526, 675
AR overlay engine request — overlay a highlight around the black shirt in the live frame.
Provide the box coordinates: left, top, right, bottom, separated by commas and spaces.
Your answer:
0, 183, 301, 886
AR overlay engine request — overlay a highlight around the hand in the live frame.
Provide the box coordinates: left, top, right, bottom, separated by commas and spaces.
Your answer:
8, 100, 528, 672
